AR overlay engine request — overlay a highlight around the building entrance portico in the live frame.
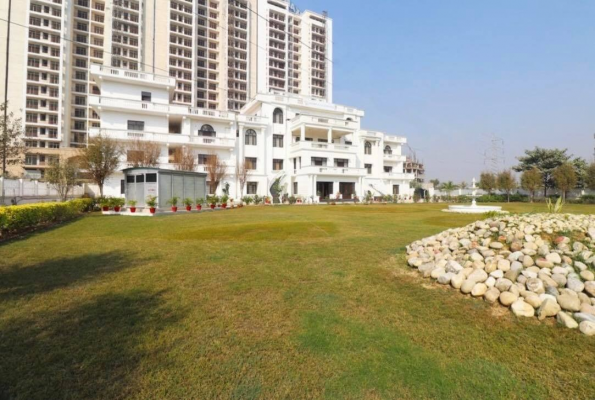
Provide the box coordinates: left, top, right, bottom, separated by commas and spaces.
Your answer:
316, 182, 334, 199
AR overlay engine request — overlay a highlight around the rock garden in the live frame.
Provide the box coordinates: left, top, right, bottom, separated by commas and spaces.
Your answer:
406, 213, 595, 336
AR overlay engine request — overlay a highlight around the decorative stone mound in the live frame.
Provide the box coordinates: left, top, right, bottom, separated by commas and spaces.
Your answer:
406, 213, 595, 336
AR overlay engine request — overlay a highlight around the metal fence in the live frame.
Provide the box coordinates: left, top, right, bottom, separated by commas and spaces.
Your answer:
0, 177, 85, 205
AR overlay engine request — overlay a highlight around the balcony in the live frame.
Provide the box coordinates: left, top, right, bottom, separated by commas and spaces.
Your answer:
290, 114, 358, 132
255, 93, 365, 117
294, 166, 366, 177
383, 153, 407, 162
383, 172, 416, 180
236, 114, 269, 126
384, 135, 407, 144
89, 96, 235, 122
90, 64, 176, 89
90, 128, 236, 148
290, 141, 357, 154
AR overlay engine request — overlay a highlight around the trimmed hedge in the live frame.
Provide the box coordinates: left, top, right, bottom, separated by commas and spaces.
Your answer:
0, 199, 92, 236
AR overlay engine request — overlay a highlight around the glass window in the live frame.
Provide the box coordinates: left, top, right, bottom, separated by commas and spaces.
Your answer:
273, 159, 283, 171
273, 108, 283, 124
127, 120, 145, 131
384, 145, 392, 155
364, 141, 372, 155
146, 173, 157, 183
136, 175, 145, 183
247, 182, 258, 194
365, 164, 372, 174
126, 175, 135, 183
245, 157, 257, 170
273, 134, 284, 148
245, 129, 257, 146
141, 91, 152, 102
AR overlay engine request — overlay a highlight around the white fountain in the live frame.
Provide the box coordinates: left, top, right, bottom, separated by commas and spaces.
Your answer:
443, 178, 506, 214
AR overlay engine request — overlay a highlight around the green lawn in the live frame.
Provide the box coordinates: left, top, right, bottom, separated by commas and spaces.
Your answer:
1, 203, 594, 399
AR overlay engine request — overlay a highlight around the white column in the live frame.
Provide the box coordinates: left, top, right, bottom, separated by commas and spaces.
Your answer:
327, 128, 332, 144
261, 128, 267, 177
300, 125, 305, 141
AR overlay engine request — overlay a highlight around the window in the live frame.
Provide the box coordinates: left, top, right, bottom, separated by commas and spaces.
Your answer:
245, 157, 257, 170
293, 182, 298, 195
384, 166, 393, 173
245, 129, 257, 145
146, 173, 157, 183
247, 182, 258, 195
120, 180, 125, 194
126, 175, 135, 183
198, 154, 212, 165
334, 159, 348, 168
127, 120, 145, 131
273, 108, 283, 124
273, 134, 284, 148
365, 164, 372, 174
364, 141, 372, 155
273, 159, 283, 171
141, 91, 152, 102
384, 145, 392, 155
199, 124, 215, 137
311, 157, 327, 166
393, 185, 400, 195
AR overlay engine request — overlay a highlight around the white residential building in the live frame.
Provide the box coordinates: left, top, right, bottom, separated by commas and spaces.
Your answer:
88, 65, 414, 200
1, 0, 416, 198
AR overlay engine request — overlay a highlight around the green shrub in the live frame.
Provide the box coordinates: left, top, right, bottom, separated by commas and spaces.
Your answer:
0, 199, 92, 236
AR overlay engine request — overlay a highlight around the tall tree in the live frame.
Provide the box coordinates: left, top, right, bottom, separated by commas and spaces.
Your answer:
172, 147, 196, 172
478, 172, 497, 194
45, 157, 78, 201
0, 102, 26, 176
520, 167, 542, 203
78, 135, 122, 197
585, 163, 595, 191
205, 154, 227, 194
429, 178, 440, 188
126, 139, 160, 167
552, 163, 577, 201
572, 157, 588, 189
235, 159, 250, 197
497, 170, 516, 202
460, 181, 468, 190
513, 147, 571, 196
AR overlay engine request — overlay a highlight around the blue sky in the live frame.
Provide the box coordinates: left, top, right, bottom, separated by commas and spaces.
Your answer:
296, 0, 595, 182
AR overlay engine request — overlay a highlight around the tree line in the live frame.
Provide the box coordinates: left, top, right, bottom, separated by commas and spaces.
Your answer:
431, 147, 595, 202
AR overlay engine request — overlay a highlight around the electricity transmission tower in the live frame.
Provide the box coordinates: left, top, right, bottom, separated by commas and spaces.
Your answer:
483, 134, 505, 173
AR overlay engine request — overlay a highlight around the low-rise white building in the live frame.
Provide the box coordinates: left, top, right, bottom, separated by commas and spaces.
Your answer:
89, 65, 415, 201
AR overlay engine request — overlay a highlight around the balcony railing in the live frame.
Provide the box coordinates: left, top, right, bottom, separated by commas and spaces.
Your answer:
90, 128, 235, 147
383, 153, 407, 162
89, 96, 235, 120
384, 135, 407, 144
90, 64, 175, 87
290, 141, 357, 153
383, 172, 416, 180
290, 115, 358, 130
294, 166, 367, 176
236, 114, 269, 124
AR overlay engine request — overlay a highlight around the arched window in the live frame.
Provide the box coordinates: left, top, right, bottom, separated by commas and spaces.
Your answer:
384, 145, 392, 155
199, 124, 216, 137
273, 108, 284, 124
245, 129, 257, 146
364, 141, 372, 155
347, 118, 353, 121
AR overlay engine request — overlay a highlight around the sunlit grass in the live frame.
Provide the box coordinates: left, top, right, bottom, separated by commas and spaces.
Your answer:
0, 203, 593, 399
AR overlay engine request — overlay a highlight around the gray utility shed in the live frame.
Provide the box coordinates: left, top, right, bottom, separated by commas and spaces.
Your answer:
123, 168, 207, 208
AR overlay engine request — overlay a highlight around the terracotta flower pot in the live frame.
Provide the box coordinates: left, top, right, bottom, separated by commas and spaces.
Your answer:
210, 204, 215, 209
196, 205, 202, 211
186, 206, 192, 211
150, 207, 156, 214
171, 206, 178, 212
222, 203, 227, 209
130, 207, 136, 213
114, 206, 121, 212
102, 206, 109, 212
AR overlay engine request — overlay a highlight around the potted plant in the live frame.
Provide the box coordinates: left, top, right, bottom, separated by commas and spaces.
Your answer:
220, 194, 229, 209
128, 199, 138, 213
183, 198, 193, 212
195, 197, 205, 211
168, 196, 179, 212
99, 197, 110, 212
264, 196, 271, 205
112, 197, 125, 212
296, 195, 303, 204
209, 195, 218, 209
146, 195, 158, 214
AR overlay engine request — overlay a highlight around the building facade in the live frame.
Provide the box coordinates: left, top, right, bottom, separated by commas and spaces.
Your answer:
1, 0, 416, 198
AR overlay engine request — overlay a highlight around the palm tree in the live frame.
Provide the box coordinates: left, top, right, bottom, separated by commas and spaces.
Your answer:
460, 181, 468, 190
440, 181, 459, 199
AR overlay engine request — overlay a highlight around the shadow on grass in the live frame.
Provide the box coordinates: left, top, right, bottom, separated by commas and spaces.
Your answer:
0, 251, 140, 301
0, 289, 183, 399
